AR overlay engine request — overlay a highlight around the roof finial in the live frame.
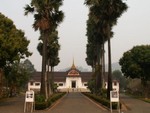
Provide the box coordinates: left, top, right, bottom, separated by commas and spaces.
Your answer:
71, 58, 76, 69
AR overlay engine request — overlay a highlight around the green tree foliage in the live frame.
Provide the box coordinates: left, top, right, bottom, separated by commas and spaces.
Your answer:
23, 59, 36, 74
0, 12, 31, 97
112, 70, 127, 90
86, 16, 106, 69
37, 30, 60, 69
4, 60, 34, 97
85, 44, 95, 69
0, 13, 31, 68
87, 78, 95, 94
119, 45, 150, 86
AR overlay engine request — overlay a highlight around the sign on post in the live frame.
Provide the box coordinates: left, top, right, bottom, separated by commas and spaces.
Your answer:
24, 90, 35, 113
110, 90, 119, 102
110, 90, 120, 113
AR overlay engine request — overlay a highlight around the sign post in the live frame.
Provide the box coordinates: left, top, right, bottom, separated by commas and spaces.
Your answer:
110, 90, 120, 113
24, 90, 35, 113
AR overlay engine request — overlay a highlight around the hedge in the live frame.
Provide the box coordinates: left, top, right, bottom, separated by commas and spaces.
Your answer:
82, 92, 121, 109
35, 92, 66, 110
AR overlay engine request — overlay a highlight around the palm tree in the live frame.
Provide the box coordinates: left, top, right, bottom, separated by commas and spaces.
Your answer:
85, 0, 127, 98
101, 0, 128, 99
37, 30, 60, 95
86, 7, 106, 93
24, 0, 64, 99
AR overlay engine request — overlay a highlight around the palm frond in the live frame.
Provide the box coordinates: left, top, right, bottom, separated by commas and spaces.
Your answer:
24, 4, 34, 15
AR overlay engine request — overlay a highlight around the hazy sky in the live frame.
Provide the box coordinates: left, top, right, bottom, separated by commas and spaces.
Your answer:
0, 0, 150, 71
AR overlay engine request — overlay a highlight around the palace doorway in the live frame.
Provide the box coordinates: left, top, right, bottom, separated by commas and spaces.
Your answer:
71, 81, 76, 88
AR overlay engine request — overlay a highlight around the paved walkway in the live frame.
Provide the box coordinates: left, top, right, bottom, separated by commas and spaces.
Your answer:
38, 92, 109, 113
120, 94, 150, 113
0, 95, 24, 113
0, 92, 150, 113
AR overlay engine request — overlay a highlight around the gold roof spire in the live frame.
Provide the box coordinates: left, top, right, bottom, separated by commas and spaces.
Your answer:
71, 58, 76, 69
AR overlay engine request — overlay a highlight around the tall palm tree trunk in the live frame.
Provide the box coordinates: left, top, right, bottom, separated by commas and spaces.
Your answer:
0, 68, 3, 97
107, 24, 112, 99
41, 31, 48, 99
95, 44, 103, 93
51, 66, 54, 93
102, 43, 105, 88
47, 59, 50, 97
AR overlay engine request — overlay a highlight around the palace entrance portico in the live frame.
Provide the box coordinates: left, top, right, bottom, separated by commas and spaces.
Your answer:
66, 76, 82, 92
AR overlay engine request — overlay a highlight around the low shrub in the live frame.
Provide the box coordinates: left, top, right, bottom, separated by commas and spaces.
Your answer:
141, 98, 150, 103
35, 92, 66, 110
35, 94, 47, 110
35, 102, 48, 110
83, 92, 121, 109
48, 92, 66, 103
35, 94, 45, 102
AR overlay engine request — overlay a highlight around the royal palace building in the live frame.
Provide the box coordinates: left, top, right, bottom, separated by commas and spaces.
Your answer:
28, 62, 119, 92
28, 62, 92, 92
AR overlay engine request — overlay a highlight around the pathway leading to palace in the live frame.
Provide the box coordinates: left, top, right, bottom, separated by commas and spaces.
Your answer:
0, 92, 150, 113
41, 92, 108, 113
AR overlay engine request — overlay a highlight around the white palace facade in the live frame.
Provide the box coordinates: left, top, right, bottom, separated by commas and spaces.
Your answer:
28, 62, 92, 92
28, 62, 119, 92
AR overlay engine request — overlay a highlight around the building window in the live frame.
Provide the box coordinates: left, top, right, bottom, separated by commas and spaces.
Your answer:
30, 82, 33, 85
84, 83, 87, 86
54, 83, 58, 86
114, 81, 117, 86
59, 83, 63, 86
35, 82, 40, 86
